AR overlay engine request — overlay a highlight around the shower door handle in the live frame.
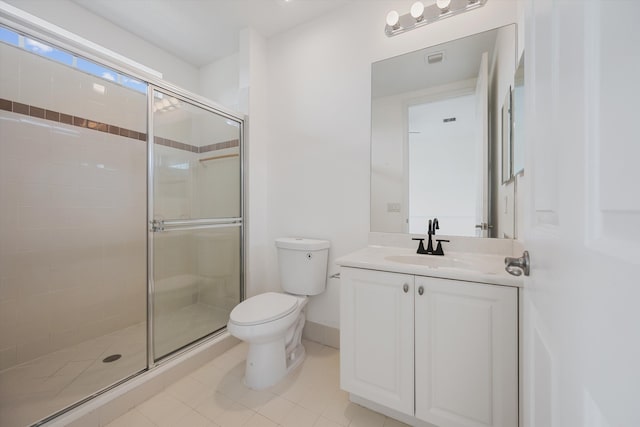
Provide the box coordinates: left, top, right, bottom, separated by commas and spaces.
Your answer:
150, 218, 241, 232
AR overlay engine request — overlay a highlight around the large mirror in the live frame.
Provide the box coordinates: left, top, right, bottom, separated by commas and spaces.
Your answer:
371, 24, 519, 238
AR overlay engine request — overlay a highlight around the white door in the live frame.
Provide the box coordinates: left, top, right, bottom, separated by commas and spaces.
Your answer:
415, 277, 517, 427
522, 1, 640, 426
474, 52, 489, 237
340, 267, 414, 415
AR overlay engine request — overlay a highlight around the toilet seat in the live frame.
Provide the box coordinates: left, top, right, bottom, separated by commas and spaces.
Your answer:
229, 292, 299, 326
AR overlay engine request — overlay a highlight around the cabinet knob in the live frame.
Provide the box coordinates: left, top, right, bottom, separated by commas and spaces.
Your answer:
403, 283, 409, 293
418, 286, 424, 296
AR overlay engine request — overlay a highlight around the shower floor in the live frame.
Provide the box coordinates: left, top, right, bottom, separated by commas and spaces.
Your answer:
0, 302, 231, 427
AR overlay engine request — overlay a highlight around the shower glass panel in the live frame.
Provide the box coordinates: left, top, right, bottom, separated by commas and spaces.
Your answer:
0, 28, 147, 427
151, 88, 242, 360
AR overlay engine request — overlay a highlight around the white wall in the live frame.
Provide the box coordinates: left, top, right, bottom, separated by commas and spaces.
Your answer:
238, 28, 271, 298
3, 0, 200, 92
371, 92, 406, 233
199, 53, 240, 111
264, 0, 518, 328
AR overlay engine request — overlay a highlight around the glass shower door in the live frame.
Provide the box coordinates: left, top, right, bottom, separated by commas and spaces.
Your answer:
149, 88, 242, 361
0, 28, 148, 426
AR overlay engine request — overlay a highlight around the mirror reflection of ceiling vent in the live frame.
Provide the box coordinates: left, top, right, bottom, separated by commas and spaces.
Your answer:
426, 51, 444, 64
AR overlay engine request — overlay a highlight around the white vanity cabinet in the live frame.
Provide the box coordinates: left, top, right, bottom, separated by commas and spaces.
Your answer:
339, 267, 415, 415
340, 267, 518, 427
414, 276, 518, 427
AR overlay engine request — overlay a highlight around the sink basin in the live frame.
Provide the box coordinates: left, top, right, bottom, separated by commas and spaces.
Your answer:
384, 255, 473, 270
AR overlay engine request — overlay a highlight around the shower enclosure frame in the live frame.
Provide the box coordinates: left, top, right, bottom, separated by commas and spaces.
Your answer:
0, 4, 245, 424
146, 83, 245, 368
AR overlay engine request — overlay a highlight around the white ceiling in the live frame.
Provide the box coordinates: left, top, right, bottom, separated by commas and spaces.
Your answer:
70, 0, 348, 67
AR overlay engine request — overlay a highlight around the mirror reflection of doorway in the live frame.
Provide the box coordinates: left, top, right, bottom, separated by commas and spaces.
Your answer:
407, 93, 478, 235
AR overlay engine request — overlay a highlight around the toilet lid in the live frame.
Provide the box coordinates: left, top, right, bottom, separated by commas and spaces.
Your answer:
229, 292, 299, 326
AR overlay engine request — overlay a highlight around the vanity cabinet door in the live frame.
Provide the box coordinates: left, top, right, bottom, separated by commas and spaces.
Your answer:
414, 276, 518, 427
340, 267, 415, 416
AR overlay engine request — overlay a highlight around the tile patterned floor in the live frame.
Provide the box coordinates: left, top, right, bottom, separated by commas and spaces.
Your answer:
106, 340, 411, 427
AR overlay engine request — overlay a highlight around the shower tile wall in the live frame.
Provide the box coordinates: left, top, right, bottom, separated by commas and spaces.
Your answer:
0, 41, 147, 371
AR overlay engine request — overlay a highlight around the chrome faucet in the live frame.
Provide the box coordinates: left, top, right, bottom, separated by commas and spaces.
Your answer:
413, 217, 449, 256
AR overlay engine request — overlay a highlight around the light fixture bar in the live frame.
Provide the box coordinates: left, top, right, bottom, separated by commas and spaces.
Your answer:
385, 0, 488, 37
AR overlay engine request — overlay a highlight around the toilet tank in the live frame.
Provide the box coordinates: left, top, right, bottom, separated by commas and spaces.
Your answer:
275, 237, 330, 296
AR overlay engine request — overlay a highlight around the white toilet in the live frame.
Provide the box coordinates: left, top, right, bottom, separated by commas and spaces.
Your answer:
227, 237, 330, 390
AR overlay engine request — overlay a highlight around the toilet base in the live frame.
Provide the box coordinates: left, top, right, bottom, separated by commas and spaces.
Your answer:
243, 340, 306, 390
286, 341, 306, 372
243, 313, 307, 390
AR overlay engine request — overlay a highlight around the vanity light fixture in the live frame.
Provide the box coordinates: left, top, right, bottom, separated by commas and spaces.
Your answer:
386, 10, 400, 29
385, 0, 488, 37
436, 0, 451, 13
410, 2, 425, 21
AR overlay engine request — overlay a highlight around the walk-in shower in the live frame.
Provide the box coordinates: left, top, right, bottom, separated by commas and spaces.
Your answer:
0, 20, 243, 427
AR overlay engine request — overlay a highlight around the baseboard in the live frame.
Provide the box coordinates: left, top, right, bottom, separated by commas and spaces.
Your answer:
302, 321, 340, 349
350, 394, 436, 427
42, 332, 239, 427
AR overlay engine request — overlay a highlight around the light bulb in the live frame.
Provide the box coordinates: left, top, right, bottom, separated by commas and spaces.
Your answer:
436, 0, 451, 11
386, 10, 400, 27
410, 2, 425, 20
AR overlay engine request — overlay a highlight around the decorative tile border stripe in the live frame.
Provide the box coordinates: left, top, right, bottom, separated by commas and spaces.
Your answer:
0, 97, 147, 142
154, 137, 239, 154
200, 139, 239, 153
154, 136, 199, 153
0, 97, 239, 154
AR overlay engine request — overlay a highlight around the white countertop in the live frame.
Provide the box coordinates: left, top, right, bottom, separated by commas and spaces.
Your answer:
335, 245, 523, 288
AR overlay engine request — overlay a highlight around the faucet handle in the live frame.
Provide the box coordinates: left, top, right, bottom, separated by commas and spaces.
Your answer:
433, 239, 449, 256
412, 238, 428, 254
